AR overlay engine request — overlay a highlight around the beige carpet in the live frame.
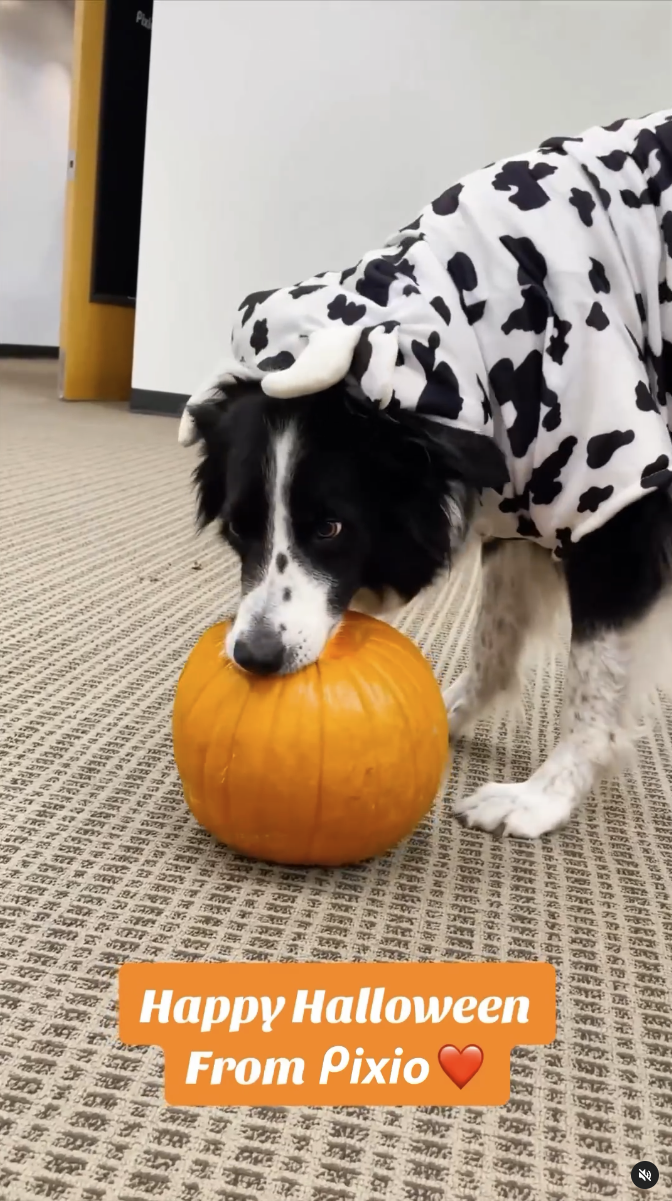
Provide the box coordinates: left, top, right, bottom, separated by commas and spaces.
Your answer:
2, 359, 672, 1201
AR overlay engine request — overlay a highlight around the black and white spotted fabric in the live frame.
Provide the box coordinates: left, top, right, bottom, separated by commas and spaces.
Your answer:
192, 110, 672, 557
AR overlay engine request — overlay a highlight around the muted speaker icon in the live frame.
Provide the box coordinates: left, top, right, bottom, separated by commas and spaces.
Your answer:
631, 1161, 659, 1190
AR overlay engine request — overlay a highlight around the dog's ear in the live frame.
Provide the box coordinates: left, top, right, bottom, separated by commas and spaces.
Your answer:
190, 399, 231, 527
189, 395, 229, 444
178, 356, 263, 445
420, 422, 509, 491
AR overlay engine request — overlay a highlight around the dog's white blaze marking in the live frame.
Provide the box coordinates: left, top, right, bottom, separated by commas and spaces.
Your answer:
227, 423, 337, 671
271, 426, 293, 562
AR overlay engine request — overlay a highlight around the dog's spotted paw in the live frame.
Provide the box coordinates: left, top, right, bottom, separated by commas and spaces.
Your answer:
453, 780, 572, 838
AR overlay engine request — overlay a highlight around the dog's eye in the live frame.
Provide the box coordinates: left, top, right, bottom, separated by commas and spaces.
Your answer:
316, 520, 342, 540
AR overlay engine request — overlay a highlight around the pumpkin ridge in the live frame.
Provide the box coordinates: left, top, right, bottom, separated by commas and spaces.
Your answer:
368, 631, 427, 664
305, 661, 326, 862
175, 642, 225, 724
174, 653, 233, 803
364, 640, 446, 786
343, 656, 383, 831
197, 676, 245, 827
361, 655, 418, 820
250, 676, 287, 848
210, 677, 254, 833
366, 638, 438, 718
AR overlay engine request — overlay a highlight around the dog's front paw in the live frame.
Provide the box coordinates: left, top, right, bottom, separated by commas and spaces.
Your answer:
453, 780, 572, 838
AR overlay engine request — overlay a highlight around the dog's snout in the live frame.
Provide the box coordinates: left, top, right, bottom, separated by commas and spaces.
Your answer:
232, 628, 285, 676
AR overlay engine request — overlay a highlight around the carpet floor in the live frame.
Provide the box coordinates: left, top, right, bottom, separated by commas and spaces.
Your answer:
2, 360, 672, 1200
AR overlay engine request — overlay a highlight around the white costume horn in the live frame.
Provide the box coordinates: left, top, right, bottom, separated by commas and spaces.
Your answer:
261, 326, 360, 398
177, 357, 261, 446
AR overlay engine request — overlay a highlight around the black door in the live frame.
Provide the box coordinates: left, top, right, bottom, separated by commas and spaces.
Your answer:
90, 0, 154, 306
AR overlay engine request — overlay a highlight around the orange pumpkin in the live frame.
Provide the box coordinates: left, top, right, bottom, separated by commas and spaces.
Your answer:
172, 612, 449, 866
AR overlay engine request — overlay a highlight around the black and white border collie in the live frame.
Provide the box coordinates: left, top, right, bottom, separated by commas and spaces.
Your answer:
182, 108, 672, 839
186, 381, 672, 840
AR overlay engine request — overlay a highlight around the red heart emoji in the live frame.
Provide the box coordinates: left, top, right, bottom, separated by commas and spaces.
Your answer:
438, 1044, 484, 1089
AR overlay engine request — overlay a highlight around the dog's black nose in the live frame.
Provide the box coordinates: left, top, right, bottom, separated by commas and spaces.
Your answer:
233, 630, 285, 676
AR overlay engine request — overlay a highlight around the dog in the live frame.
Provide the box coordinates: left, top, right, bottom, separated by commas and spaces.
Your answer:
179, 110, 672, 839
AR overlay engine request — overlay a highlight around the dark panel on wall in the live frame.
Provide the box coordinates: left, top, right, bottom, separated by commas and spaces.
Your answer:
0, 345, 59, 359
91, 0, 153, 305
129, 388, 187, 416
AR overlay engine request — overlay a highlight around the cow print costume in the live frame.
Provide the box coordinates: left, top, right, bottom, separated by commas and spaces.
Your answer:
186, 110, 672, 559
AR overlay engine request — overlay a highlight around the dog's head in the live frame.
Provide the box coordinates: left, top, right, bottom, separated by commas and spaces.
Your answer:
188, 382, 507, 674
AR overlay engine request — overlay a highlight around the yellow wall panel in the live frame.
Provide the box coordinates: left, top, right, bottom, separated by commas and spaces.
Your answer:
59, 0, 134, 401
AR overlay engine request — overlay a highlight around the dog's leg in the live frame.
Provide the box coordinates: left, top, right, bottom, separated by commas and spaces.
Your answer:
454, 492, 672, 837
453, 627, 631, 836
444, 539, 555, 738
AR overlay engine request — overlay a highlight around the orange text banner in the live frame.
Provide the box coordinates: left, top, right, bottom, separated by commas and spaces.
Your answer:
119, 961, 556, 1106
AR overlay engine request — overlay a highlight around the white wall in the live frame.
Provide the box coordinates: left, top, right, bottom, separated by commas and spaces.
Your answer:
133, 0, 672, 396
0, 0, 73, 347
